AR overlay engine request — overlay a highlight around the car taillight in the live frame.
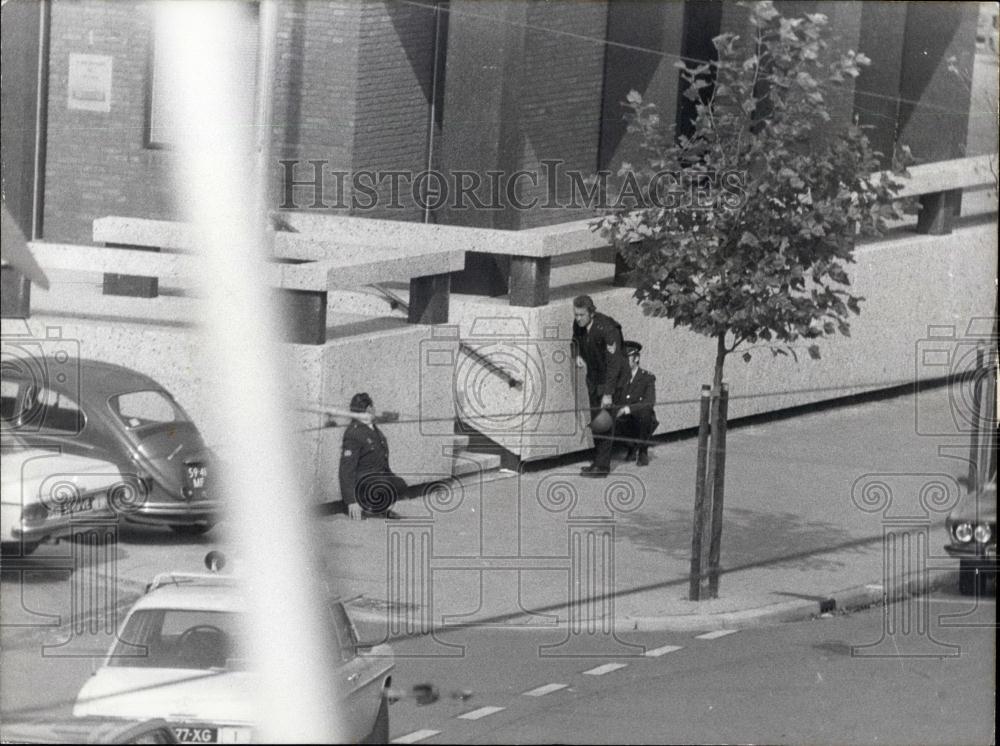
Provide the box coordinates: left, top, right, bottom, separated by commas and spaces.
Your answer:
973, 524, 993, 544
22, 503, 49, 523
953, 522, 974, 543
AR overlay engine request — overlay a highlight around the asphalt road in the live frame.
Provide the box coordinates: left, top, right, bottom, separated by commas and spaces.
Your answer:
384, 589, 996, 745
4, 584, 993, 745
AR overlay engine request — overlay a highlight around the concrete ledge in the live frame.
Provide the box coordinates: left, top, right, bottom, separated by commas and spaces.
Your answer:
895, 154, 996, 198
30, 242, 196, 280
277, 211, 540, 255
93, 216, 197, 251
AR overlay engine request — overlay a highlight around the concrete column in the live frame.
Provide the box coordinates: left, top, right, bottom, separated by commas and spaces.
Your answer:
855, 2, 907, 167
0, 0, 45, 239
599, 0, 686, 173
916, 190, 963, 235
897, 3, 978, 162
508, 255, 551, 308
102, 243, 160, 298
1, 268, 31, 317
277, 288, 327, 345
439, 0, 528, 296
408, 272, 450, 324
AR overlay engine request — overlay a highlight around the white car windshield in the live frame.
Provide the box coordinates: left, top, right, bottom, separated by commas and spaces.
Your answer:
109, 609, 241, 671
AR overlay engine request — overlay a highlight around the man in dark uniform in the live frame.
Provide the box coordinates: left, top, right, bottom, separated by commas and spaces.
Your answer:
338, 392, 406, 520
572, 295, 627, 476
615, 341, 658, 466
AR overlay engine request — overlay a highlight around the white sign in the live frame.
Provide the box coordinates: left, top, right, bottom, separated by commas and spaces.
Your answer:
67, 53, 113, 112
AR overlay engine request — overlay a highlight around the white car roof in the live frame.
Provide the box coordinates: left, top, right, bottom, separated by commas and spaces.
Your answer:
129, 574, 246, 614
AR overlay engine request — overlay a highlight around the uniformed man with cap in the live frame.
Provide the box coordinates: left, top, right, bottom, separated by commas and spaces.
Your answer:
338, 392, 406, 520
616, 341, 658, 466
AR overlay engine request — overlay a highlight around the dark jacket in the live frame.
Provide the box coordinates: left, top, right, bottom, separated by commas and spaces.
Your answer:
619, 367, 657, 420
572, 312, 627, 397
338, 420, 392, 506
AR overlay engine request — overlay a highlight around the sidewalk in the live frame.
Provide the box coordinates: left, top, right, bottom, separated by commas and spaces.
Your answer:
318, 383, 970, 634
1, 384, 970, 653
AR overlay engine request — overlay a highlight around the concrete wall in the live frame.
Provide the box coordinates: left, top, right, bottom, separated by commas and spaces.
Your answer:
449, 220, 998, 460
0, 285, 457, 503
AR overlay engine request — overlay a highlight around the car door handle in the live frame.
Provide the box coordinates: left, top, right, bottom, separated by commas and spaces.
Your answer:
347, 672, 360, 682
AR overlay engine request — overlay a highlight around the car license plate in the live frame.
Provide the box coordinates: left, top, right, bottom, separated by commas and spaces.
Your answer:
173, 726, 218, 743
57, 494, 102, 516
171, 726, 251, 744
185, 462, 208, 497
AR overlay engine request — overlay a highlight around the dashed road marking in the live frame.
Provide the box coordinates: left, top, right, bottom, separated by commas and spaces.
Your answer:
583, 662, 628, 676
523, 683, 569, 697
645, 644, 683, 657
696, 629, 737, 640
458, 705, 506, 720
391, 729, 441, 744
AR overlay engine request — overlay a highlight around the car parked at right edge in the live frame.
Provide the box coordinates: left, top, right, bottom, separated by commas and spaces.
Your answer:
944, 479, 997, 595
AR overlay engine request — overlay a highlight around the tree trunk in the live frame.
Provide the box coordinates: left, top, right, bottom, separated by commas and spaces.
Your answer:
712, 333, 726, 394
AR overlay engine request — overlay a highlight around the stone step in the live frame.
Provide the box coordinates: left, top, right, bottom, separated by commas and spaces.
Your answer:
450, 449, 502, 477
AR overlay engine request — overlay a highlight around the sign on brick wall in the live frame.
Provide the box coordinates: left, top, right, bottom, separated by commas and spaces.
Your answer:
68, 53, 112, 113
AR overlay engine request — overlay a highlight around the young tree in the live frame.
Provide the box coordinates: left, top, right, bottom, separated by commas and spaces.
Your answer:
594, 0, 908, 393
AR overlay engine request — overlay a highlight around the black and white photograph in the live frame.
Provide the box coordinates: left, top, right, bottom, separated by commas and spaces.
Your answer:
1, 0, 996, 743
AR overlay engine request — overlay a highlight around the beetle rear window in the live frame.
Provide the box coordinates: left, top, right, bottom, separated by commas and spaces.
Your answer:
110, 391, 188, 429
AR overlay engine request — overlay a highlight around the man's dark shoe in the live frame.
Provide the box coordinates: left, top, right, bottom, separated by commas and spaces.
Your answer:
581, 466, 610, 478
625, 447, 637, 462
637, 450, 649, 467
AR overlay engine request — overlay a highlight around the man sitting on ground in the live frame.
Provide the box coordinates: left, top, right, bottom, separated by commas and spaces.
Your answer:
338, 392, 405, 520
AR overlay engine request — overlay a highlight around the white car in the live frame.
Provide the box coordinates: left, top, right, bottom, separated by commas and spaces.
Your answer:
1, 431, 124, 555
74, 566, 394, 744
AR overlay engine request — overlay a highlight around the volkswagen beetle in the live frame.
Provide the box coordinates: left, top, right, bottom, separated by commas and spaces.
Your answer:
1, 358, 219, 535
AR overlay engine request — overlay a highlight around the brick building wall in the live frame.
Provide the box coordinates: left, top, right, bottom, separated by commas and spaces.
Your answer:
351, 1, 437, 222
43, 0, 173, 244
35, 0, 980, 247
516, 0, 609, 229
273, 0, 363, 212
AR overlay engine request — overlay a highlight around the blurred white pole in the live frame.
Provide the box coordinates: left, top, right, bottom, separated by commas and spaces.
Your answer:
254, 0, 279, 237
154, 2, 343, 742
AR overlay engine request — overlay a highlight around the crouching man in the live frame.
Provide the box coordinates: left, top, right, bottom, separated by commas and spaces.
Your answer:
615, 341, 658, 466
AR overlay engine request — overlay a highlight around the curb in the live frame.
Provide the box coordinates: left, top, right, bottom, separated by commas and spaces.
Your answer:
344, 570, 965, 639
624, 569, 961, 632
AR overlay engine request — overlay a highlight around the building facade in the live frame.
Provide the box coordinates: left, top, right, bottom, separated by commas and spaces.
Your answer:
1, 0, 981, 254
